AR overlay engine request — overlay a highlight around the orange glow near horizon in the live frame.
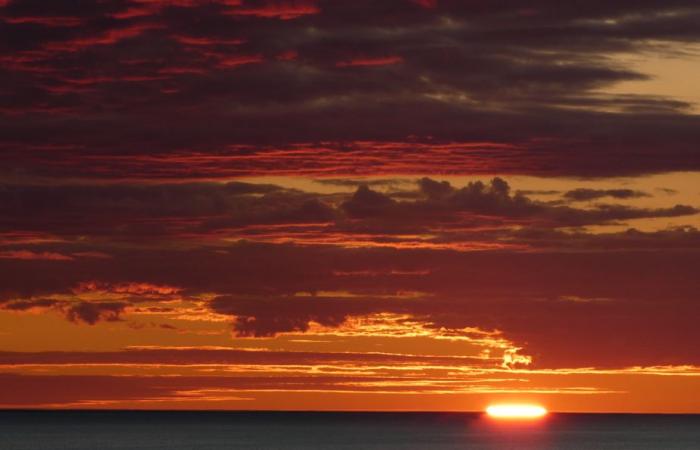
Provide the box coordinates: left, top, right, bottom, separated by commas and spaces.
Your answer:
486, 404, 548, 419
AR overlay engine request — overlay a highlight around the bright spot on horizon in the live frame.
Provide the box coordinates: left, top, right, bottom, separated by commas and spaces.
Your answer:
486, 404, 548, 419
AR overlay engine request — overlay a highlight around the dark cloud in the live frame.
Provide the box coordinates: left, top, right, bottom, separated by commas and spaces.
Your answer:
506, 225, 700, 251
0, 181, 336, 238
63, 301, 126, 324
1, 298, 127, 325
2, 0, 700, 178
341, 185, 398, 218
1, 298, 59, 310
210, 294, 403, 337
0, 177, 697, 255
205, 257, 700, 367
564, 188, 650, 201
341, 178, 697, 227
2, 179, 694, 245
1, 1, 700, 377
313, 178, 411, 188
3, 235, 699, 367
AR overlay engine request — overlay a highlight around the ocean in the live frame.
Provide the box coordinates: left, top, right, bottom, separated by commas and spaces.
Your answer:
1, 410, 698, 449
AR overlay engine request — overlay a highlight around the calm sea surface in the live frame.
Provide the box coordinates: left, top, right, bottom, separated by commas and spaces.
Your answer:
1, 410, 698, 449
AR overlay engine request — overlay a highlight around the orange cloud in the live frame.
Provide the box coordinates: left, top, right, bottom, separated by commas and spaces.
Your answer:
74, 281, 182, 297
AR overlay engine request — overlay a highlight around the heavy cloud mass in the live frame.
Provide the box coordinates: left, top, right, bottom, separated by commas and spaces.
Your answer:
1, 0, 700, 412
1, 0, 700, 178
1, 177, 699, 370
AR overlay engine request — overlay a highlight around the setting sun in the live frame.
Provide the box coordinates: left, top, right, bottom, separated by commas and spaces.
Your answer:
486, 404, 548, 419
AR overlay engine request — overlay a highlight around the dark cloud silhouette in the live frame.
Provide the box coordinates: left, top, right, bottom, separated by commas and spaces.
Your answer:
2, 0, 700, 178
64, 301, 127, 325
1, 298, 59, 310
341, 185, 398, 218
204, 255, 700, 367
210, 294, 404, 337
341, 178, 696, 227
0, 182, 336, 239
1, 298, 127, 325
564, 188, 650, 201
1, 234, 700, 367
2, 179, 694, 244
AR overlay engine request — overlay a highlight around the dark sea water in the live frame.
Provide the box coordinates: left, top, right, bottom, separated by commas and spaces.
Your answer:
1, 410, 698, 449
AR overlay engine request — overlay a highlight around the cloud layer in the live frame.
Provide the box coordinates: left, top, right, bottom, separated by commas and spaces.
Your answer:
2, 0, 700, 178
2, 0, 700, 412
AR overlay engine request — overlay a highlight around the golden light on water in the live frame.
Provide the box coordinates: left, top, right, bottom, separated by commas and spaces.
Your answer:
485, 404, 548, 419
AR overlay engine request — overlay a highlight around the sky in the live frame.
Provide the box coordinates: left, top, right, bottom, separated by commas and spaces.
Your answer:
1, 0, 700, 413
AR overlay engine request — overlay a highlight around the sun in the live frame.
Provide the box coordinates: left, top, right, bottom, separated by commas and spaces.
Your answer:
485, 404, 548, 419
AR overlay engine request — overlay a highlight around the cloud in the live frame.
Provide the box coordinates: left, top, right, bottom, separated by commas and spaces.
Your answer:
341, 178, 697, 227
1, 0, 700, 381
0, 278, 181, 325
564, 188, 650, 201
2, 1, 700, 178
336, 56, 403, 67
1, 235, 699, 367
2, 298, 60, 311
0, 250, 74, 260
224, 0, 320, 20
74, 281, 182, 297
0, 178, 696, 255
1, 298, 127, 325
0, 181, 336, 239
508, 226, 700, 250
316, 178, 411, 187
63, 301, 127, 324
0, 347, 486, 367
341, 185, 398, 218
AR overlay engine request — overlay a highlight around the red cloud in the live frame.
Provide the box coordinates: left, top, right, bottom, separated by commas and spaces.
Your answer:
44, 24, 163, 52
226, 1, 320, 20
158, 66, 207, 75
216, 54, 265, 68
276, 50, 298, 61
109, 0, 207, 19
412, 0, 437, 8
3, 16, 83, 26
0, 250, 74, 261
172, 35, 246, 46
71, 252, 112, 259
336, 56, 404, 67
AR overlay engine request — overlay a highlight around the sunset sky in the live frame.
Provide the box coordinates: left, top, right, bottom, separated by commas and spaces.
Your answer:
1, 0, 700, 413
